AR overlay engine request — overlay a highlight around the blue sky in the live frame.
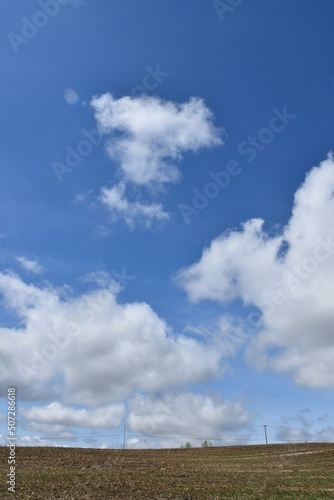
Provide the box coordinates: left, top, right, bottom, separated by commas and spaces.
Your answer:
0, 0, 334, 448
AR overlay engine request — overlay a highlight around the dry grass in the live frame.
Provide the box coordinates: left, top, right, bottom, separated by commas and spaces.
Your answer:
1, 442, 333, 499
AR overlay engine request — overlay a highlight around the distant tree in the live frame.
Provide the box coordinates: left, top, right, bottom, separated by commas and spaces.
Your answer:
201, 440, 213, 448
180, 442, 192, 448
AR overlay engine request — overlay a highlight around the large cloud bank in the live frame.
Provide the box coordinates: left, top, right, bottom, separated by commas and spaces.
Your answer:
177, 154, 334, 388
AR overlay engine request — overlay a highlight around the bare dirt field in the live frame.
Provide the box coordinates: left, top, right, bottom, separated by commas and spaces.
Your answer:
1, 442, 333, 499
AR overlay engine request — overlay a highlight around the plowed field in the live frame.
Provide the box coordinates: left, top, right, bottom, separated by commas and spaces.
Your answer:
1, 442, 334, 499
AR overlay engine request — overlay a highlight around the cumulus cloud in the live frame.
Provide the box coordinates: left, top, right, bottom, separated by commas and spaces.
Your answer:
184, 316, 248, 358
177, 154, 334, 388
22, 401, 125, 429
0, 272, 252, 445
90, 93, 223, 227
176, 218, 283, 304
91, 93, 222, 186
0, 272, 223, 406
100, 182, 170, 228
16, 256, 43, 274
127, 392, 251, 447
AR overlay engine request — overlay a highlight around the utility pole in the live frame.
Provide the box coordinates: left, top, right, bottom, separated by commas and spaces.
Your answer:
263, 425, 268, 445
123, 425, 126, 450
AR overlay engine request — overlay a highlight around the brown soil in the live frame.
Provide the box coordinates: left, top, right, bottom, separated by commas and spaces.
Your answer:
1, 442, 333, 499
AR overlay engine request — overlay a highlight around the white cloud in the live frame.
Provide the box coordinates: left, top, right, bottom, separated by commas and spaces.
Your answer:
177, 154, 334, 389
176, 218, 282, 304
127, 393, 251, 447
16, 256, 43, 274
0, 272, 223, 406
91, 93, 223, 187
22, 401, 125, 429
90, 93, 223, 227
0, 273, 248, 444
80, 270, 121, 291
100, 182, 170, 228
184, 316, 248, 358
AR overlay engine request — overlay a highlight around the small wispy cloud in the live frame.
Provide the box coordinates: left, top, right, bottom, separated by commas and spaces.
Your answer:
100, 182, 170, 229
16, 256, 43, 274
